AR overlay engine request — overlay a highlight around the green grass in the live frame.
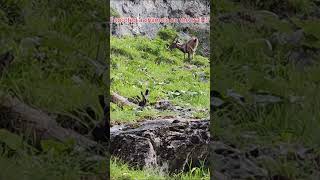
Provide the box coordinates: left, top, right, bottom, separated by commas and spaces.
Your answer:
212, 0, 320, 178
0, 0, 107, 179
110, 33, 210, 124
110, 27, 210, 178
110, 158, 209, 180
212, 4, 320, 147
1, 1, 209, 178
0, 129, 107, 180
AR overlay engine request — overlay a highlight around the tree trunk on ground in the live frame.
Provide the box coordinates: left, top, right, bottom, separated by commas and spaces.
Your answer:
0, 93, 97, 148
111, 92, 139, 108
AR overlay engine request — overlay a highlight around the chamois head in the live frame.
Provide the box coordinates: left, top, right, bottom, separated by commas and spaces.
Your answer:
167, 36, 181, 51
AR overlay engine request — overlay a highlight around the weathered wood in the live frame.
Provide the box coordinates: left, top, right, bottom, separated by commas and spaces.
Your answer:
0, 93, 97, 148
111, 92, 139, 108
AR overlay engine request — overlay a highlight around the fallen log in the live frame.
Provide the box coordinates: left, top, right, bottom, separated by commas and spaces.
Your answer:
111, 92, 139, 108
0, 93, 97, 148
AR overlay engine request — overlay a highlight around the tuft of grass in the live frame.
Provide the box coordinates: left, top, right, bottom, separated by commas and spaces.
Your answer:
110, 158, 209, 180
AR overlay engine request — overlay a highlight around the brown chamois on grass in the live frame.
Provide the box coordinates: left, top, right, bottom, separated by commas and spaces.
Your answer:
168, 35, 199, 61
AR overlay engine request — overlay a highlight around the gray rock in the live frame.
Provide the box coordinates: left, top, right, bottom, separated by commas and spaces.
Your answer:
287, 48, 315, 68
110, 118, 209, 173
154, 99, 173, 110
251, 92, 283, 105
211, 96, 225, 108
227, 89, 245, 104
270, 30, 305, 46
110, 0, 210, 56
110, 118, 318, 178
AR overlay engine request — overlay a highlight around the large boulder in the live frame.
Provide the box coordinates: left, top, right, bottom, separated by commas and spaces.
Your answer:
110, 0, 209, 38
110, 118, 210, 173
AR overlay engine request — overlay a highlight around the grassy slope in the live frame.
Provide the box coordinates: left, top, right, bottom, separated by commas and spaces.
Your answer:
1, 0, 107, 112
0, 0, 209, 179
110, 29, 210, 179
110, 30, 210, 124
213, 0, 320, 178
0, 1, 107, 179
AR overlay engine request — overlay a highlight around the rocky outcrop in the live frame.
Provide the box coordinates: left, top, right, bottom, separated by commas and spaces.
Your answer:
110, 0, 210, 56
110, 116, 319, 179
110, 0, 209, 38
110, 118, 209, 173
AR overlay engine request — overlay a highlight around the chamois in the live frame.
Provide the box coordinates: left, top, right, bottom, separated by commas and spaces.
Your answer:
168, 36, 199, 60
128, 89, 150, 107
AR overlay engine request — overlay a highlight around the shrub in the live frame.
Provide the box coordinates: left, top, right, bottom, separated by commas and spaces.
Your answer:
157, 27, 178, 41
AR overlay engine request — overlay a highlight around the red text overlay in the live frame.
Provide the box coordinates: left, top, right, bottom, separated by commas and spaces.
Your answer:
111, 17, 210, 24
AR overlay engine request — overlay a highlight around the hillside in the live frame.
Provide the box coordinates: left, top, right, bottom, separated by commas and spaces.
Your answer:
110, 29, 209, 124
0, 1, 107, 179
0, 0, 210, 179
212, 0, 320, 179
110, 28, 210, 179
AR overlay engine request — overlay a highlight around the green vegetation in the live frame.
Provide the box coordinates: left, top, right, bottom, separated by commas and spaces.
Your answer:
0, 129, 107, 179
0, 0, 210, 179
111, 158, 209, 180
0, 0, 107, 179
156, 27, 178, 41
111, 7, 120, 17
0, 0, 209, 179
110, 27, 209, 178
213, 0, 315, 14
213, 0, 320, 178
110, 30, 209, 124
0, 0, 107, 113
242, 0, 313, 14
